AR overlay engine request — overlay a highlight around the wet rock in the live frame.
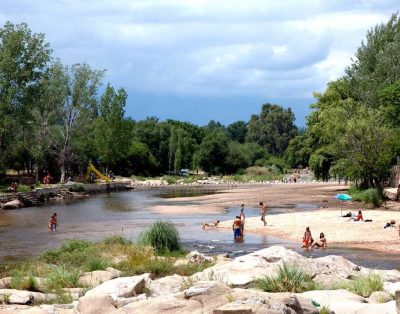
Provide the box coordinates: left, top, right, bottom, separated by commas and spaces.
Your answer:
187, 250, 213, 263
2, 199, 23, 209
85, 274, 150, 300
147, 274, 185, 297
368, 291, 393, 303
77, 292, 117, 314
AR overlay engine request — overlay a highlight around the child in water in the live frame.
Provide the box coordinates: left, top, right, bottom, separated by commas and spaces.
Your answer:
48, 213, 58, 231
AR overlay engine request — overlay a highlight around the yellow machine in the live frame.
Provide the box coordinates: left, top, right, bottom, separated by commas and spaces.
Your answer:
85, 163, 112, 182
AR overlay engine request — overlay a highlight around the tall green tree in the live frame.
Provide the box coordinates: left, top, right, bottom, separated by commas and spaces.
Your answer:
197, 130, 229, 174
227, 121, 247, 143
95, 84, 129, 169
246, 104, 298, 155
0, 22, 51, 172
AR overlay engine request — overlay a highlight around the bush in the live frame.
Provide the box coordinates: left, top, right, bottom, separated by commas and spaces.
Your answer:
85, 257, 110, 272
139, 221, 181, 252
10, 275, 39, 292
41, 240, 95, 266
102, 235, 132, 246
256, 263, 319, 293
348, 187, 384, 207
68, 183, 86, 192
339, 272, 383, 297
46, 265, 80, 290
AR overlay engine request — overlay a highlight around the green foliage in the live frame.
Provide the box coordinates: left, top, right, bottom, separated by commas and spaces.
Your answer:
320, 306, 331, 314
227, 121, 247, 143
68, 183, 86, 192
101, 235, 132, 246
335, 273, 383, 297
85, 257, 110, 272
246, 103, 298, 154
348, 187, 384, 207
10, 275, 39, 292
139, 220, 181, 252
255, 263, 319, 293
46, 265, 80, 290
197, 130, 229, 175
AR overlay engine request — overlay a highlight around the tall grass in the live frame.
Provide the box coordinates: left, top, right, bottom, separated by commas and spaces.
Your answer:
335, 272, 383, 297
139, 220, 181, 252
46, 265, 80, 290
348, 187, 384, 207
256, 263, 319, 293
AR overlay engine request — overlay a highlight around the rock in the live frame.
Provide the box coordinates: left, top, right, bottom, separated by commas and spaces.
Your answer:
77, 292, 117, 314
213, 303, 253, 314
63, 287, 85, 300
0, 289, 53, 305
85, 274, 149, 301
396, 290, 400, 314
187, 250, 213, 263
116, 295, 202, 314
147, 274, 186, 297
78, 268, 121, 287
368, 291, 393, 303
114, 294, 147, 308
0, 277, 11, 289
2, 199, 23, 209
384, 281, 400, 295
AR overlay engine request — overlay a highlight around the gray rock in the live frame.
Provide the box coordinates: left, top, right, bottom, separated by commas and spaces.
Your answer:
384, 281, 400, 295
85, 274, 150, 301
2, 199, 23, 209
78, 268, 121, 287
368, 291, 393, 303
187, 250, 213, 263
147, 274, 185, 297
396, 290, 400, 314
77, 292, 117, 314
113, 294, 147, 308
212, 303, 253, 314
0, 289, 52, 305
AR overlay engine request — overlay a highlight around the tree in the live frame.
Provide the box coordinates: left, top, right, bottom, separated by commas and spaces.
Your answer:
95, 84, 129, 169
227, 121, 247, 143
197, 131, 229, 174
246, 103, 298, 155
0, 22, 51, 172
49, 63, 104, 183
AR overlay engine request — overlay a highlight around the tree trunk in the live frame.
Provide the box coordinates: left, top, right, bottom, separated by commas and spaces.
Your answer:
60, 163, 65, 183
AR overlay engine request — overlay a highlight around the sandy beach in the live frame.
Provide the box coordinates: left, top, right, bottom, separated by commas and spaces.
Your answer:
150, 182, 400, 253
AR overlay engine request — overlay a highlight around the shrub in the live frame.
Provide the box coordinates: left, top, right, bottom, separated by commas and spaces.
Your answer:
46, 265, 80, 290
102, 235, 132, 246
346, 272, 383, 297
41, 240, 94, 266
10, 275, 39, 292
85, 257, 110, 272
139, 221, 181, 252
348, 187, 384, 207
320, 306, 330, 314
68, 183, 86, 192
256, 263, 319, 293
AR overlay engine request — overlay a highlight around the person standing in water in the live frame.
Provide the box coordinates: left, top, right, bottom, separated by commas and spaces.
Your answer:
48, 213, 58, 231
239, 204, 245, 236
259, 202, 267, 226
233, 216, 242, 240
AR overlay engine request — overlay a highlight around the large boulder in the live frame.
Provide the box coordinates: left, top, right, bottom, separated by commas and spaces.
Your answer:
147, 274, 186, 297
1, 199, 23, 209
78, 267, 121, 287
384, 282, 400, 295
368, 291, 393, 304
395, 290, 400, 314
116, 295, 202, 313
77, 292, 117, 314
85, 274, 149, 301
0, 289, 53, 305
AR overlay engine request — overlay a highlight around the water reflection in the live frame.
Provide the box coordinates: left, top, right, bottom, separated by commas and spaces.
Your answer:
0, 189, 399, 270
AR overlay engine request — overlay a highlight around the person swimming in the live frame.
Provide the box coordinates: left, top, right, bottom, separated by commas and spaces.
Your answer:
202, 220, 220, 229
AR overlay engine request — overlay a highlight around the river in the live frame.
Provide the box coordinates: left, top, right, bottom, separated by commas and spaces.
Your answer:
0, 188, 399, 270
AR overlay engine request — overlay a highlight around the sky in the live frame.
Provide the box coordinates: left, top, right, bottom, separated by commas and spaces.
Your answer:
1, 1, 398, 126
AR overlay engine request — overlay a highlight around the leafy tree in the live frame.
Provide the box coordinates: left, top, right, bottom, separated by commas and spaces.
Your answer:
197, 130, 229, 174
227, 121, 247, 143
0, 22, 51, 172
246, 103, 298, 155
95, 84, 130, 169
49, 63, 104, 182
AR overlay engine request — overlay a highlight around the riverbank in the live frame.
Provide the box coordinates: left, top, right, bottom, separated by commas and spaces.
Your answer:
145, 182, 400, 254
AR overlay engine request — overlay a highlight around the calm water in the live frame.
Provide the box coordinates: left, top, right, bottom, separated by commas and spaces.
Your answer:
0, 189, 399, 270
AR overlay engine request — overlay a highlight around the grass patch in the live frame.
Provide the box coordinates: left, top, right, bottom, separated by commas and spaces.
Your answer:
320, 306, 330, 314
348, 187, 384, 207
85, 257, 111, 272
102, 235, 132, 246
10, 275, 39, 292
139, 220, 181, 253
45, 265, 80, 290
255, 263, 319, 293
334, 272, 383, 297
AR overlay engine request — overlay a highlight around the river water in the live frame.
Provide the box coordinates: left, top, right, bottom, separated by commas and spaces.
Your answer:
0, 188, 399, 270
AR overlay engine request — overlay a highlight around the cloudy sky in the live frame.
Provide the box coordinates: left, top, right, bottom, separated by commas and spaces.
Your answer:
1, 1, 398, 125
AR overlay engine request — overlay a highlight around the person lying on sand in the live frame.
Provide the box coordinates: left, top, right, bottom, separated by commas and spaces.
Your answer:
312, 232, 327, 248
202, 220, 220, 230
347, 210, 363, 222
384, 220, 396, 229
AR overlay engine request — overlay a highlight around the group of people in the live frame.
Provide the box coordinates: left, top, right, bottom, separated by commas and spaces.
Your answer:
302, 227, 327, 249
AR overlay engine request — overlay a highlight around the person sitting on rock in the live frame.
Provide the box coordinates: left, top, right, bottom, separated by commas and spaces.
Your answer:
312, 232, 327, 248
7, 182, 18, 193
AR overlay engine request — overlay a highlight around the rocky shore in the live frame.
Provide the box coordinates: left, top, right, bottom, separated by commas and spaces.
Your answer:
1, 246, 399, 314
